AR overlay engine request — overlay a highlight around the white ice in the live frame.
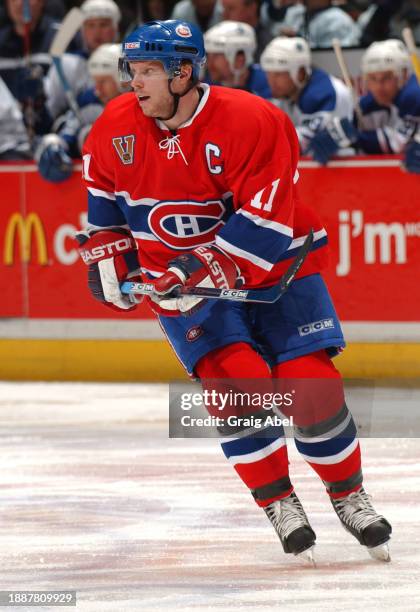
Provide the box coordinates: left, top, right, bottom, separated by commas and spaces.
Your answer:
0, 382, 419, 612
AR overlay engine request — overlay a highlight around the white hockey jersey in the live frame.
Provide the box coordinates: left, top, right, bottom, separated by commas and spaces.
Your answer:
358, 74, 420, 154
270, 68, 354, 154
44, 53, 92, 119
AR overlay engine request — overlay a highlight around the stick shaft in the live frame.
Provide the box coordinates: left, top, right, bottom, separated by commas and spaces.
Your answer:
332, 38, 365, 128
402, 27, 420, 82
49, 7, 85, 123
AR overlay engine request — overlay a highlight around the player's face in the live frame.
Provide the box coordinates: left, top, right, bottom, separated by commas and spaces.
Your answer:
93, 75, 120, 105
146, 0, 166, 20
266, 71, 297, 99
206, 53, 232, 83
192, 0, 217, 17
7, 0, 44, 27
129, 61, 174, 117
365, 71, 400, 106
83, 18, 117, 51
222, 0, 255, 24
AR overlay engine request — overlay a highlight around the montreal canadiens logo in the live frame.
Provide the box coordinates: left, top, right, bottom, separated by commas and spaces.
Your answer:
176, 24, 192, 38
148, 199, 226, 249
186, 326, 203, 342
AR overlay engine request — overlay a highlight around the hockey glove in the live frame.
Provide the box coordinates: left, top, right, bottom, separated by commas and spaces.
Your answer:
404, 134, 420, 173
309, 117, 358, 165
151, 245, 241, 316
76, 227, 141, 311
35, 134, 73, 183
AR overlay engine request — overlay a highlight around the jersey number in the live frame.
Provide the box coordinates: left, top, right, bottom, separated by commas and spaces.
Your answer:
82, 154, 94, 182
250, 178, 280, 212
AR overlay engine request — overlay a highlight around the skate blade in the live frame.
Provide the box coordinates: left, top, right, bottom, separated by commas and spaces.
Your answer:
296, 545, 316, 566
368, 542, 391, 562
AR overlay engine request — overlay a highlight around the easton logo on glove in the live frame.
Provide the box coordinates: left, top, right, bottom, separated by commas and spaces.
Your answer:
150, 245, 240, 316
78, 236, 135, 264
183, 246, 232, 289
75, 227, 141, 311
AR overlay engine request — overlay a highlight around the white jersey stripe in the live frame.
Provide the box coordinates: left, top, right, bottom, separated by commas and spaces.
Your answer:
216, 237, 273, 271
287, 228, 327, 251
115, 192, 157, 207
238, 209, 293, 237
132, 231, 159, 241
87, 187, 116, 201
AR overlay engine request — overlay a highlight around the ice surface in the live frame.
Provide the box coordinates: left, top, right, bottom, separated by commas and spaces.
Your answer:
0, 382, 419, 612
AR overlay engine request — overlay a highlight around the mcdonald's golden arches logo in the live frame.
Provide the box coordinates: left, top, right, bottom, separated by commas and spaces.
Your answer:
3, 213, 48, 265
112, 134, 135, 165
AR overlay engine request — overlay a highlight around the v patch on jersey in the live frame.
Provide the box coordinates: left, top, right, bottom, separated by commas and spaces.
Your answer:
112, 135, 136, 165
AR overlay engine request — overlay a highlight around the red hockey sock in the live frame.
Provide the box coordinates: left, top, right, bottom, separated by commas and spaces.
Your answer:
196, 343, 292, 506
273, 350, 363, 498
196, 342, 271, 379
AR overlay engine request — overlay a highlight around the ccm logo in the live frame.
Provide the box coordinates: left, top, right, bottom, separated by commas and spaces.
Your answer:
80, 238, 131, 263
298, 318, 335, 337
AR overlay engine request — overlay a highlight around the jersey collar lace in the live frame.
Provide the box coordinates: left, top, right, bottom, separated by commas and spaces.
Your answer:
156, 83, 211, 165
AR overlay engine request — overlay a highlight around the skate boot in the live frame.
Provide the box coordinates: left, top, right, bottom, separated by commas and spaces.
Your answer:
264, 492, 316, 564
331, 487, 392, 562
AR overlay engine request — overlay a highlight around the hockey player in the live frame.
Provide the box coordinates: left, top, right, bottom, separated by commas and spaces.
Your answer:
357, 39, 420, 173
77, 19, 392, 563
204, 20, 271, 98
36, 43, 125, 183
261, 36, 357, 164
44, 0, 121, 121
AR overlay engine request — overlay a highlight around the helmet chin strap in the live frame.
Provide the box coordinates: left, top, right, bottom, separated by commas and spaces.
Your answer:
157, 75, 198, 122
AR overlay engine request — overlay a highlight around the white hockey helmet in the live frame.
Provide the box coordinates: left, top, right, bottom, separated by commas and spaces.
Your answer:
88, 43, 122, 85
361, 39, 411, 79
81, 0, 121, 25
204, 20, 257, 72
260, 37, 312, 87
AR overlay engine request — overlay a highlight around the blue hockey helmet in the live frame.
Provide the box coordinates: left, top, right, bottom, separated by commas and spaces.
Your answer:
119, 20, 206, 82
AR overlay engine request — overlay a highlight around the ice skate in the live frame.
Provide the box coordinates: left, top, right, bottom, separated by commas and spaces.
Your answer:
264, 492, 316, 564
331, 487, 392, 562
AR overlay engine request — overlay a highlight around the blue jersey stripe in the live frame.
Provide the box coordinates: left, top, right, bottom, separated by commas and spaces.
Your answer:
88, 192, 126, 227
218, 213, 292, 264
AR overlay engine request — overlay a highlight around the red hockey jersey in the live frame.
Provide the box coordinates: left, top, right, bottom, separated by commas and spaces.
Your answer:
82, 84, 328, 286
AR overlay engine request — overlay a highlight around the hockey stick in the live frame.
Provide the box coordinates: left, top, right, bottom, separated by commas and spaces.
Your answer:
402, 28, 420, 83
121, 229, 314, 304
49, 7, 85, 122
332, 38, 365, 128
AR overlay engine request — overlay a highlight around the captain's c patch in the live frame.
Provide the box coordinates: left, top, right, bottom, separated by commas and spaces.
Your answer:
112, 135, 135, 164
